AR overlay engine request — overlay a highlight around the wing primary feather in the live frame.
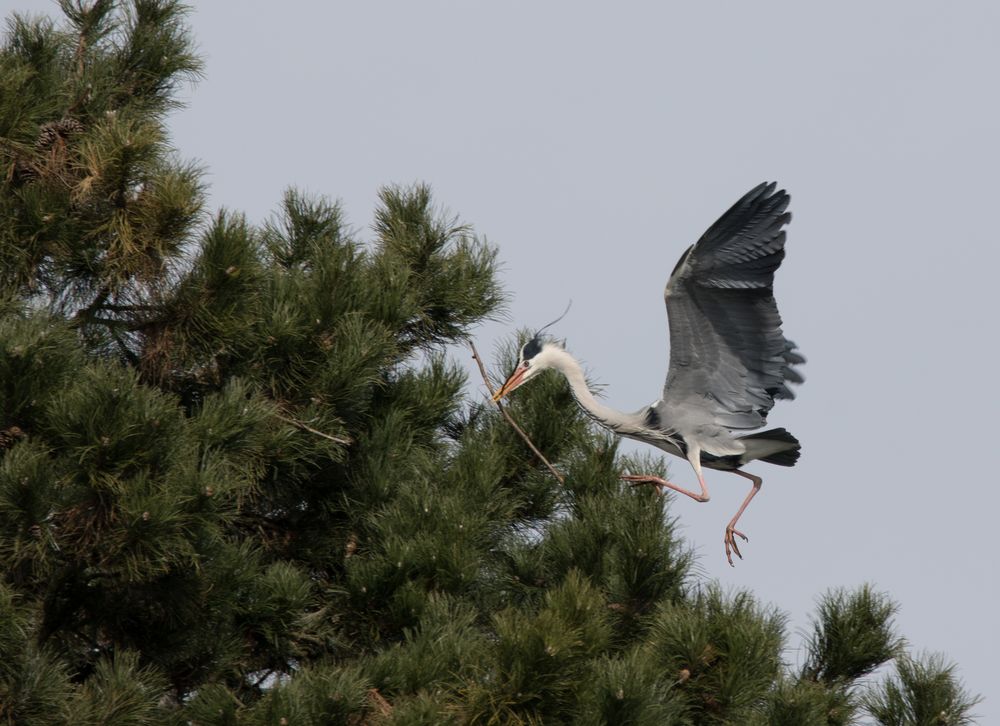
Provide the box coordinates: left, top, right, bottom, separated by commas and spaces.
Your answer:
661, 183, 804, 433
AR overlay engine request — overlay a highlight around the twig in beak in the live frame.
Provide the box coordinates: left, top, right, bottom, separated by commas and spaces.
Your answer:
469, 341, 565, 485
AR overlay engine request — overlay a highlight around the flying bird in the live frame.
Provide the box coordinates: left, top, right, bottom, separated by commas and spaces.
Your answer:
492, 182, 804, 565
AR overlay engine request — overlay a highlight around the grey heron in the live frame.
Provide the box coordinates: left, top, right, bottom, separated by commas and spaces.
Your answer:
492, 182, 804, 565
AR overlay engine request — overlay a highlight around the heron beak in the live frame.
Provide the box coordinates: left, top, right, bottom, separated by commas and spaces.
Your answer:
492, 365, 528, 403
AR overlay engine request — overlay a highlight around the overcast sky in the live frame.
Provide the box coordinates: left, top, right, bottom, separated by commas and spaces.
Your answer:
15, 0, 999, 718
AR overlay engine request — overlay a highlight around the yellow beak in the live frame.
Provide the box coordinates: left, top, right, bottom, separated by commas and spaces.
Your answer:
492, 365, 528, 403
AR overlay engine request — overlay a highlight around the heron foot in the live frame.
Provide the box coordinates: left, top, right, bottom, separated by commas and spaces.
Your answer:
724, 526, 748, 567
621, 474, 667, 494
620, 474, 711, 503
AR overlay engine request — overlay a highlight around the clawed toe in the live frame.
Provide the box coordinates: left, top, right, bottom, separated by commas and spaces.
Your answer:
621, 475, 666, 493
724, 527, 749, 566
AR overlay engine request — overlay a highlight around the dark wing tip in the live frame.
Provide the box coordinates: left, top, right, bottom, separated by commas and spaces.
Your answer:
682, 182, 794, 292
696, 182, 790, 247
771, 340, 806, 399
749, 180, 778, 198
739, 180, 787, 207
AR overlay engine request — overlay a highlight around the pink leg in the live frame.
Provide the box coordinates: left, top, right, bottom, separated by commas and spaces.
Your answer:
724, 470, 762, 566
620, 473, 710, 503
621, 447, 710, 503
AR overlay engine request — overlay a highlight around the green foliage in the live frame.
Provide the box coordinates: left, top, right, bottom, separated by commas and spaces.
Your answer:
0, 583, 73, 725
0, 307, 83, 423
752, 678, 854, 726
248, 663, 372, 726
0, 3, 979, 724
574, 650, 688, 726
364, 594, 484, 694
1, 0, 204, 376
862, 653, 982, 726
804, 584, 904, 683
67, 650, 169, 726
645, 586, 786, 723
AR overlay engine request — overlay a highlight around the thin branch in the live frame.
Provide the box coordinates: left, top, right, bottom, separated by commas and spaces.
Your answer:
252, 668, 274, 689
275, 413, 351, 446
110, 327, 140, 366
74, 25, 87, 80
86, 316, 151, 331
94, 302, 160, 312
469, 341, 564, 485
73, 285, 111, 326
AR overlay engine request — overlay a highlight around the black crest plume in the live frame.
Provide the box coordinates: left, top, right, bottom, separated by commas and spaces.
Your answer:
522, 301, 572, 360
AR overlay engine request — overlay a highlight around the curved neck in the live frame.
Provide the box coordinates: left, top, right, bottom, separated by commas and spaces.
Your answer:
545, 347, 643, 434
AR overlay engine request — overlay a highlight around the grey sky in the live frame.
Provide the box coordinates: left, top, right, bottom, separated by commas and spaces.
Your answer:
13, 0, 999, 717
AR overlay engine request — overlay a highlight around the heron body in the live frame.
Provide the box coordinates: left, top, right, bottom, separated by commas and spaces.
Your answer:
493, 182, 804, 565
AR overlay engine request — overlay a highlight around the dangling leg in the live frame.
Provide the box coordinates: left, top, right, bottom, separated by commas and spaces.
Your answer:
621, 446, 711, 503
724, 470, 762, 566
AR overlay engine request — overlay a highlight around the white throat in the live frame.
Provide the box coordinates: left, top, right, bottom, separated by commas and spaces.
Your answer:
537, 346, 644, 434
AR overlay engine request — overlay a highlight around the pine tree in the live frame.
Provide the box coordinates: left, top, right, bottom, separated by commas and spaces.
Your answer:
0, 3, 982, 724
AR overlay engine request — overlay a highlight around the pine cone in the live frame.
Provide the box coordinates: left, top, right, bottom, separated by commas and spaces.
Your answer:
35, 118, 84, 150
0, 425, 25, 449
11, 157, 38, 184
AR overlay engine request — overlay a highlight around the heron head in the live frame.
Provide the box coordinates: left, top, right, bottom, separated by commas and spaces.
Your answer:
492, 334, 562, 402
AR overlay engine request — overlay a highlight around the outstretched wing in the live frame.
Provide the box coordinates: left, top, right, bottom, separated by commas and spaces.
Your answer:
661, 182, 803, 431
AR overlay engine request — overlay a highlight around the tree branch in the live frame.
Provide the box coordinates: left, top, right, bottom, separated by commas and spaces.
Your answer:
73, 285, 111, 326
86, 316, 152, 332
469, 341, 564, 485
110, 327, 140, 366
275, 413, 351, 446
93, 302, 160, 312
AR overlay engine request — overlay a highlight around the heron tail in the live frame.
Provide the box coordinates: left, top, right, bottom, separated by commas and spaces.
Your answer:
739, 427, 801, 467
